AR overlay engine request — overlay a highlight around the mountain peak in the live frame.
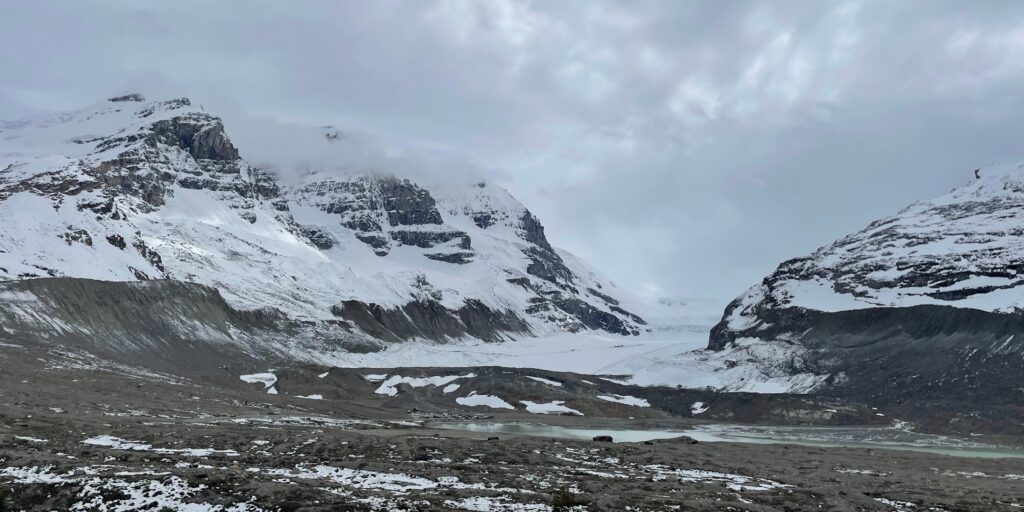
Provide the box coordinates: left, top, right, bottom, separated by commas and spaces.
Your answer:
0, 96, 647, 352
108, 92, 146, 102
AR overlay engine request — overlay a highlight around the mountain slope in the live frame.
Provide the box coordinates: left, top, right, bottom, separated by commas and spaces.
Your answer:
0, 94, 645, 356
710, 166, 1024, 413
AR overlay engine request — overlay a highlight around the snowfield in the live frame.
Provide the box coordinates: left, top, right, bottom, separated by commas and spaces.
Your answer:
320, 328, 824, 394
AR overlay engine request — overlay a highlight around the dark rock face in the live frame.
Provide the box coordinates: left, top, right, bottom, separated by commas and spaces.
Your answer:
379, 178, 443, 226
588, 287, 619, 306
472, 212, 495, 229
356, 233, 390, 251
509, 275, 644, 335
391, 229, 471, 250
290, 175, 476, 259
0, 278, 280, 375
150, 115, 240, 161
0, 278, 381, 374
519, 210, 552, 251
524, 247, 574, 285
516, 212, 575, 286
60, 228, 92, 247
300, 226, 335, 250
552, 296, 639, 336
331, 299, 532, 343
131, 238, 165, 275
711, 303, 1024, 415
424, 251, 474, 264
105, 234, 126, 250
108, 93, 145, 102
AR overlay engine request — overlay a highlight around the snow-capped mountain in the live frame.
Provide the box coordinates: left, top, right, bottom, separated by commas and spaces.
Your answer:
0, 94, 645, 355
711, 166, 1024, 407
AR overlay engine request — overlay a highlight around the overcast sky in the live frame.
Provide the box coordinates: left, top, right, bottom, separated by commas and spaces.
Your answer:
4, 1, 1024, 305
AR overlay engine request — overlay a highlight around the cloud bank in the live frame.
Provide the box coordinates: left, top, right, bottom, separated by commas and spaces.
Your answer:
4, 1, 1024, 305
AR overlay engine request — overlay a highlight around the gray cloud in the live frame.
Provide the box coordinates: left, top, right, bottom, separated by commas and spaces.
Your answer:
4, 1, 1024, 305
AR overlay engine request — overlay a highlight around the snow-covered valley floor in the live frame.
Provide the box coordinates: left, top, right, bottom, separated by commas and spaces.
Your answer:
322, 327, 823, 394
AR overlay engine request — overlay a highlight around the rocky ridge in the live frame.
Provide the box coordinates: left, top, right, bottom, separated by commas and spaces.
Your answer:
710, 166, 1024, 418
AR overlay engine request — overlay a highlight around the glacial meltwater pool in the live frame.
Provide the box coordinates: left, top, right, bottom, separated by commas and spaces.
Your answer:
430, 422, 1024, 458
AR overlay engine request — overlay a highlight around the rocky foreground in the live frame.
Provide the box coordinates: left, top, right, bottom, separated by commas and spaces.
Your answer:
3, 344, 1024, 511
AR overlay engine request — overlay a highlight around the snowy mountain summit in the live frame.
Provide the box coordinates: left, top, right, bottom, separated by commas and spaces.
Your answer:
0, 94, 645, 356
720, 165, 1024, 328
711, 165, 1024, 408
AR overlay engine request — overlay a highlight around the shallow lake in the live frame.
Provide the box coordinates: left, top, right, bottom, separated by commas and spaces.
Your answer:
430, 421, 1024, 458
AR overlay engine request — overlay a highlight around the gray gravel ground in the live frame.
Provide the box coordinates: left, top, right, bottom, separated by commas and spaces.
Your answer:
2, 343, 1024, 511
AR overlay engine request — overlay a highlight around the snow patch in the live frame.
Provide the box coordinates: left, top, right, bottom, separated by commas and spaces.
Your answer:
374, 373, 475, 397
520, 400, 583, 416
239, 372, 277, 394
596, 394, 651, 408
525, 376, 563, 387
456, 392, 515, 410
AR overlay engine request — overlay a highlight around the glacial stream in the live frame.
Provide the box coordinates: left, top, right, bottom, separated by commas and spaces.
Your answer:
431, 421, 1024, 458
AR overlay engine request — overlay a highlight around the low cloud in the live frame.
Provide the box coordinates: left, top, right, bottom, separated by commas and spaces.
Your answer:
3, 1, 1024, 306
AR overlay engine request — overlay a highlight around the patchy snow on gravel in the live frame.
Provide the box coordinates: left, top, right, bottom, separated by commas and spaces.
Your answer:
442, 496, 551, 511
14, 435, 48, 443
1, 466, 73, 484
874, 497, 918, 511
76, 475, 263, 511
551, 447, 791, 493
646, 464, 790, 491
0, 466, 262, 510
226, 416, 378, 428
264, 464, 437, 491
456, 392, 515, 410
596, 394, 650, 407
83, 435, 239, 457
521, 400, 583, 416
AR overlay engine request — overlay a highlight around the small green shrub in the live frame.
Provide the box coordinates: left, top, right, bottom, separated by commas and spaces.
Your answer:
551, 486, 585, 511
